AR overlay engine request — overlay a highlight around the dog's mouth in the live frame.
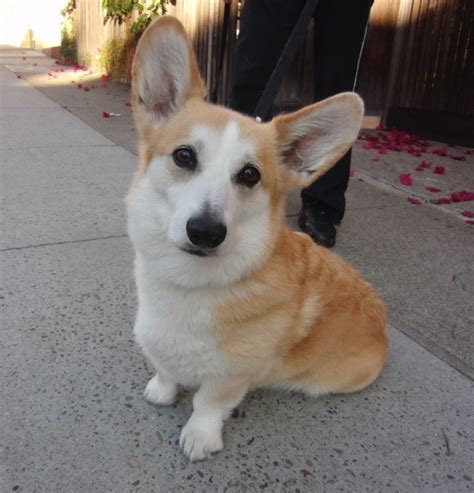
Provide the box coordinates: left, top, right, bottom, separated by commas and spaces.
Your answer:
179, 245, 217, 258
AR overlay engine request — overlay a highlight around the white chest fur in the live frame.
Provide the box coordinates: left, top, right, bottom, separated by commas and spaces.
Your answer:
133, 255, 228, 387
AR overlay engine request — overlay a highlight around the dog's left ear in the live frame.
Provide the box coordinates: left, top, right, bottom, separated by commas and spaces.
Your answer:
272, 93, 364, 187
132, 16, 206, 126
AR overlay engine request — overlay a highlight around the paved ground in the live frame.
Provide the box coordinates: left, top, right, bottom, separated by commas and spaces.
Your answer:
1, 49, 473, 493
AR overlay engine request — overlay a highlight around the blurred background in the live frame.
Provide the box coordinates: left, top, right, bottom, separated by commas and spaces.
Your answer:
1, 0, 472, 144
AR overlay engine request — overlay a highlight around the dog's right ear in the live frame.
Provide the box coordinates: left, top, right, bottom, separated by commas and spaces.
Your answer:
132, 16, 206, 126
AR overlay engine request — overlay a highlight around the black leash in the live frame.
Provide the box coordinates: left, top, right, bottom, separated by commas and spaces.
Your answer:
253, 0, 320, 121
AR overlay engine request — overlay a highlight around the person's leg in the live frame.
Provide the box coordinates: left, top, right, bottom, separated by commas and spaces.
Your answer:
300, 0, 373, 246
229, 0, 306, 116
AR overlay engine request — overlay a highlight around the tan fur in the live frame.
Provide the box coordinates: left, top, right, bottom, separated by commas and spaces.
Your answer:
216, 228, 387, 394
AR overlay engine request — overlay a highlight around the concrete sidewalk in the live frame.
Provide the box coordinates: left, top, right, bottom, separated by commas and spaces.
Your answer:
1, 52, 473, 492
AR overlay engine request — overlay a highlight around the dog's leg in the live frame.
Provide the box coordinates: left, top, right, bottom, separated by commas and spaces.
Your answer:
144, 373, 178, 406
180, 376, 249, 461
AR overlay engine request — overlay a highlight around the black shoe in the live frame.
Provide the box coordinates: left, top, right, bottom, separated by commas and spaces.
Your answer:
298, 207, 337, 248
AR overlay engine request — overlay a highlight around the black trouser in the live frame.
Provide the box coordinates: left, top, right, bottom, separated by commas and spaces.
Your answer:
229, 0, 373, 224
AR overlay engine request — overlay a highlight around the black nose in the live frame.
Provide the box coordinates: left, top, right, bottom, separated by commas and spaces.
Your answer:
186, 215, 227, 249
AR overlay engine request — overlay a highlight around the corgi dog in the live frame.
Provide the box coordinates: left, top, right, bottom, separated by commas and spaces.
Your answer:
127, 16, 388, 462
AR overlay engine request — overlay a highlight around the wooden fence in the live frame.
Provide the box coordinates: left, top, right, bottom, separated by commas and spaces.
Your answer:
74, 0, 474, 120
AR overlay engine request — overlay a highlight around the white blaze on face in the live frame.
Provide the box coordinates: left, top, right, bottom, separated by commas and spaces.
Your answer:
165, 121, 258, 248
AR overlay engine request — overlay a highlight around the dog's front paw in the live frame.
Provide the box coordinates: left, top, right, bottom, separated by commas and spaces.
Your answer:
179, 418, 224, 461
144, 375, 178, 406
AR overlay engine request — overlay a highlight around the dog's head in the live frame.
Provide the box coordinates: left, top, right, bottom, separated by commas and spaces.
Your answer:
127, 16, 363, 288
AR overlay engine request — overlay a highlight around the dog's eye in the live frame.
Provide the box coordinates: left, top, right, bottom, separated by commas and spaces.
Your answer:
172, 146, 197, 170
236, 165, 261, 187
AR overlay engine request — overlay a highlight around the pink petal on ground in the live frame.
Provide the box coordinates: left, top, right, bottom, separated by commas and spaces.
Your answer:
408, 197, 422, 205
433, 147, 448, 156
102, 111, 110, 118
426, 186, 442, 193
466, 149, 474, 155
399, 173, 413, 186
125, 101, 132, 107
415, 160, 431, 171
461, 210, 474, 218
378, 147, 388, 155
466, 220, 474, 225
349, 168, 357, 177
433, 166, 445, 175
451, 190, 474, 202
435, 197, 453, 205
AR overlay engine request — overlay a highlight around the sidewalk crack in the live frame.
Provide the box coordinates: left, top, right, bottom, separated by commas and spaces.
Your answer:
0, 234, 128, 252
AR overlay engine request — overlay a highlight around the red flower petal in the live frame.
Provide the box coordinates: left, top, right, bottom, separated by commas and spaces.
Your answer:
408, 197, 422, 205
461, 210, 474, 218
466, 220, 474, 225
359, 128, 432, 157
433, 166, 445, 175
399, 173, 413, 186
433, 147, 448, 157
435, 197, 453, 205
415, 161, 431, 171
102, 111, 110, 118
451, 190, 474, 202
426, 186, 441, 193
